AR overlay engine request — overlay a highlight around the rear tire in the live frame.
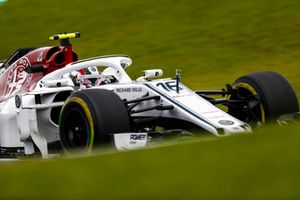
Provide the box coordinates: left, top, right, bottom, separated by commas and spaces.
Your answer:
59, 89, 130, 153
229, 71, 299, 123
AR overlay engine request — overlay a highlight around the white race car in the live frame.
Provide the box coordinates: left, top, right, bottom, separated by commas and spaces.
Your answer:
0, 33, 298, 158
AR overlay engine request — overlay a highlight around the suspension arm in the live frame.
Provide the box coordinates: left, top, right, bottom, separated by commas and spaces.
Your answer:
125, 95, 160, 104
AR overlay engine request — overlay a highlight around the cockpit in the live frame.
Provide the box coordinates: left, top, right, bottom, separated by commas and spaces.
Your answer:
68, 66, 120, 88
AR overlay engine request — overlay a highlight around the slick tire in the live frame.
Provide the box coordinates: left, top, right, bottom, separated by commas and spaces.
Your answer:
229, 71, 299, 123
59, 89, 130, 153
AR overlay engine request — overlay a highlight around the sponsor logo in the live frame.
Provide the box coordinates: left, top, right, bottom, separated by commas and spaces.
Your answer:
15, 95, 21, 108
130, 134, 146, 140
37, 51, 43, 62
129, 134, 147, 145
172, 93, 192, 98
116, 87, 142, 93
218, 120, 234, 126
4, 57, 32, 98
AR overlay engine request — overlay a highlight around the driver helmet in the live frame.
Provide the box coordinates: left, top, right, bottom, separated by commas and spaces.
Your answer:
102, 67, 119, 83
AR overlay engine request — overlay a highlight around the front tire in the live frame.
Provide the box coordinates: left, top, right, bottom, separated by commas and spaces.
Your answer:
229, 71, 299, 124
59, 89, 130, 153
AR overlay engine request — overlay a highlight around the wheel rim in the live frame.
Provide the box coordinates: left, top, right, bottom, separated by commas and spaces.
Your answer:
229, 82, 266, 124
64, 108, 89, 148
59, 97, 95, 152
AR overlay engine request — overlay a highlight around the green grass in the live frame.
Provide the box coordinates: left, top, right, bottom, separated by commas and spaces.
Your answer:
0, 125, 300, 200
0, 0, 300, 199
0, 0, 299, 96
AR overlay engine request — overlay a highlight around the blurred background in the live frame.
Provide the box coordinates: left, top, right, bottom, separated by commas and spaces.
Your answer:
0, 0, 299, 199
0, 0, 299, 97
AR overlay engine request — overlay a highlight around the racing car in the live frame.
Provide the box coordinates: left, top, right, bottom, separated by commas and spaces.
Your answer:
0, 32, 299, 158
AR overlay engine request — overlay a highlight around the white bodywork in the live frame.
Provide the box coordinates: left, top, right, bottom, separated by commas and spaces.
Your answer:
0, 56, 251, 157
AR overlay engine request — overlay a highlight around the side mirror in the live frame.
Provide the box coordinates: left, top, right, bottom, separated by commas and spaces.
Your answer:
144, 69, 163, 78
136, 69, 163, 81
